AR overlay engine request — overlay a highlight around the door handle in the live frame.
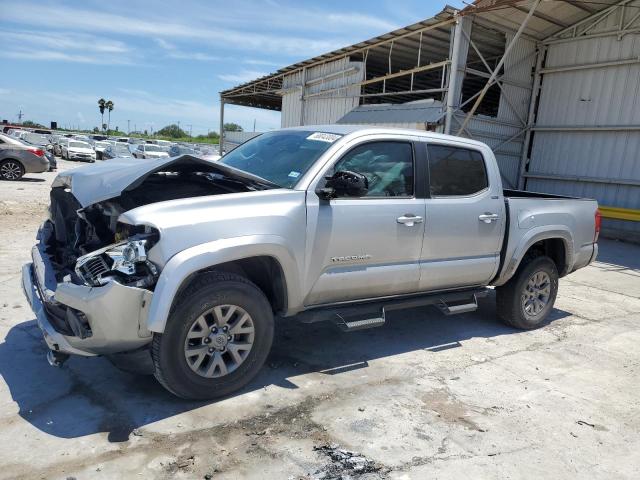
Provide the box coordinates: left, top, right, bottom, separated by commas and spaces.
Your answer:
397, 214, 423, 227
478, 213, 500, 224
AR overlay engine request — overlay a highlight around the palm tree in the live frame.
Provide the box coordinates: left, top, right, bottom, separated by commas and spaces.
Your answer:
105, 100, 114, 133
98, 98, 106, 132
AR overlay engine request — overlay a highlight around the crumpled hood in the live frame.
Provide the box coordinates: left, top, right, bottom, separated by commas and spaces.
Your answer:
52, 154, 262, 207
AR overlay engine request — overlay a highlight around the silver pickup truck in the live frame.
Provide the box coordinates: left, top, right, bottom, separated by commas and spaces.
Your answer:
22, 125, 600, 399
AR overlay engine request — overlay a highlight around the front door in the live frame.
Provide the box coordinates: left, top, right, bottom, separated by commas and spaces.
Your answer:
419, 141, 505, 290
305, 140, 425, 306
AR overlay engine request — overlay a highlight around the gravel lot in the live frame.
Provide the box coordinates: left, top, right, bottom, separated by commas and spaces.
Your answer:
1, 160, 639, 479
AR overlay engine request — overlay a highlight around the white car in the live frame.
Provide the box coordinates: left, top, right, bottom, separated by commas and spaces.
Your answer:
62, 140, 96, 162
133, 144, 170, 159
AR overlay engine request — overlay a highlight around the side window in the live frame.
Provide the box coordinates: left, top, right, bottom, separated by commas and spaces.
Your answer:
332, 141, 414, 197
427, 145, 488, 196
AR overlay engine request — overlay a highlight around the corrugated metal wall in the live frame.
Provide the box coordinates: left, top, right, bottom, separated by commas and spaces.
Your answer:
527, 12, 640, 235
458, 32, 536, 188
281, 57, 364, 128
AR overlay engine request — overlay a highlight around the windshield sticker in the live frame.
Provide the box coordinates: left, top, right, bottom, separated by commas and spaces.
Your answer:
306, 132, 342, 143
288, 171, 301, 178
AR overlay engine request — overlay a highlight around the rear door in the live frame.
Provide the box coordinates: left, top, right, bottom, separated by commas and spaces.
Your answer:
304, 138, 426, 305
418, 141, 505, 290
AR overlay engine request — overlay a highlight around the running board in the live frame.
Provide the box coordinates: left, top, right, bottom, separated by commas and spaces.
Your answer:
334, 313, 386, 332
293, 287, 488, 329
436, 294, 479, 316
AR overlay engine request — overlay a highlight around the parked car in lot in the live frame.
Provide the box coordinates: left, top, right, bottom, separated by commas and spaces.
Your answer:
92, 141, 111, 160
168, 145, 196, 157
0, 132, 49, 180
52, 137, 66, 157
62, 140, 96, 162
21, 132, 57, 171
103, 143, 133, 159
21, 126, 599, 399
169, 144, 220, 161
132, 143, 170, 159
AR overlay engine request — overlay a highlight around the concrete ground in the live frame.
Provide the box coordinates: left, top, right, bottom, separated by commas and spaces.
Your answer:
0, 160, 639, 479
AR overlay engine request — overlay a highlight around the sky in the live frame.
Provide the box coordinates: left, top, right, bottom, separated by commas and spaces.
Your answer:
0, 0, 463, 135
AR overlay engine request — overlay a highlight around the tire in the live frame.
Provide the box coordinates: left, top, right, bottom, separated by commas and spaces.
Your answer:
496, 255, 559, 330
152, 271, 274, 399
0, 159, 25, 180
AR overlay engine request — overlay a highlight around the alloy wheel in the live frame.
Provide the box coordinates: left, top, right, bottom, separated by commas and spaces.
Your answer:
184, 304, 255, 378
521, 270, 551, 317
1, 161, 22, 180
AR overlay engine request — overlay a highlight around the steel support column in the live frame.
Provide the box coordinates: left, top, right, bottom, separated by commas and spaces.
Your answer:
445, 15, 466, 135
219, 98, 225, 156
517, 44, 545, 189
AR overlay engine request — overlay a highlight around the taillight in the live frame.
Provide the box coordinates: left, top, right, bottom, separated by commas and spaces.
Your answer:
28, 148, 45, 157
594, 208, 601, 242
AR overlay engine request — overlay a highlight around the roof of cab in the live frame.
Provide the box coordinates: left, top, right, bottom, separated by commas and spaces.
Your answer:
281, 124, 490, 149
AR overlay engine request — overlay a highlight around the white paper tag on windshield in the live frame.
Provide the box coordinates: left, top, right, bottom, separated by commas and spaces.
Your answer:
288, 171, 300, 178
306, 132, 342, 143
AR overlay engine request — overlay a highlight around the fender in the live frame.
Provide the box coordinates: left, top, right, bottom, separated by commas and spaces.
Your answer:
493, 225, 574, 287
146, 234, 302, 332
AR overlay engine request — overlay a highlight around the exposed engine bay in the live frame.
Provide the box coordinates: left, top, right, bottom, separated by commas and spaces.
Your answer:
44, 157, 273, 289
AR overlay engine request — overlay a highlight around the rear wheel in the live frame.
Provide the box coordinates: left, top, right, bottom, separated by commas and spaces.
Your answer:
152, 271, 274, 399
0, 159, 25, 180
496, 255, 558, 329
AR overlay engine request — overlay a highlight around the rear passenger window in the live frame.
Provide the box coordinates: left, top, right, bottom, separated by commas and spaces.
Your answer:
427, 145, 488, 196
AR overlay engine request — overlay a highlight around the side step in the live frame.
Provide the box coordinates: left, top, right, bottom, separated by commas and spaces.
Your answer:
436, 294, 479, 316
334, 313, 386, 332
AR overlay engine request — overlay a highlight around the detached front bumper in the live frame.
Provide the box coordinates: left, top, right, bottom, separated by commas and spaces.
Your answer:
21, 231, 154, 357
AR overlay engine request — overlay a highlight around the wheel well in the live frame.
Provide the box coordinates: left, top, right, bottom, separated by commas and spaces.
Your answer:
0, 157, 23, 166
525, 238, 567, 276
176, 256, 288, 314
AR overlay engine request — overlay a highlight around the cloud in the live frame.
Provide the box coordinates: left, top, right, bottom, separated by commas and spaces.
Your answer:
0, 30, 129, 53
0, 49, 133, 65
154, 38, 222, 62
0, 88, 10, 95
218, 70, 269, 83
243, 59, 282, 67
2, 3, 344, 56
0, 29, 135, 65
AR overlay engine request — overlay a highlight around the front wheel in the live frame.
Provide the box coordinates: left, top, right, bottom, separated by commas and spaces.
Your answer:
496, 255, 559, 330
152, 271, 274, 399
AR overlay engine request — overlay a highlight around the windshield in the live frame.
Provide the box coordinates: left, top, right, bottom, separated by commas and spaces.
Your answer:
219, 130, 341, 188
70, 141, 88, 148
145, 145, 163, 152
23, 133, 50, 146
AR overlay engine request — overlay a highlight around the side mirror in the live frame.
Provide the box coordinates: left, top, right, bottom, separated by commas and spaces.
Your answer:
316, 170, 368, 200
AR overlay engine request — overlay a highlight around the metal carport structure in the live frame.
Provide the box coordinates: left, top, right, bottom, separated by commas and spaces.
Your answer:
220, 0, 640, 239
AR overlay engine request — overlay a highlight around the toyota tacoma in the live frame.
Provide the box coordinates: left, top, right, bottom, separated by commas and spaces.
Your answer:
22, 126, 600, 399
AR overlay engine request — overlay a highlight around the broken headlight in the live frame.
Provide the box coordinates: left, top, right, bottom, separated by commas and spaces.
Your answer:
75, 232, 159, 288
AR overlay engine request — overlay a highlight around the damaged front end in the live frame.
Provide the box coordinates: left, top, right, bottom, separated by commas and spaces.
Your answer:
47, 179, 161, 290
23, 155, 270, 359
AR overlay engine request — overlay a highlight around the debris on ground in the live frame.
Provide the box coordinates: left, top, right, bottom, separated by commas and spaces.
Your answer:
309, 444, 386, 479
164, 454, 196, 474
